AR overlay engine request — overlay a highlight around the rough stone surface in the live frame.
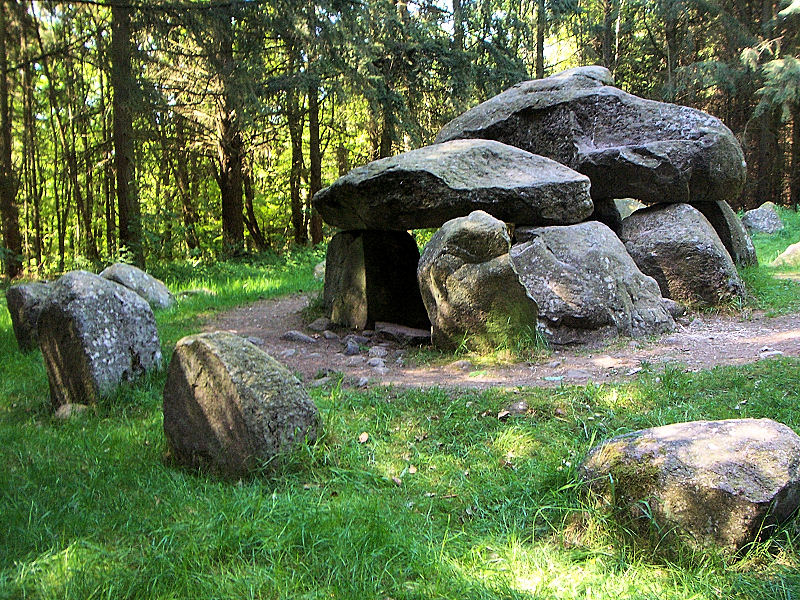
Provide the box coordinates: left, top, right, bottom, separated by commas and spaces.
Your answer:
773, 241, 800, 267
313, 139, 593, 230
375, 322, 431, 346
38, 271, 162, 409
510, 222, 674, 345
620, 203, 747, 306
693, 201, 758, 266
435, 66, 746, 207
163, 331, 320, 478
417, 211, 538, 351
5, 282, 52, 352
580, 418, 800, 552
307, 317, 332, 332
280, 330, 318, 344
742, 202, 784, 234
586, 198, 623, 233
323, 230, 429, 330
100, 262, 176, 310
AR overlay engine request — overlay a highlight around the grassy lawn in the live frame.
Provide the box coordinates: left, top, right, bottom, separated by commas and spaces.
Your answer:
1, 216, 800, 599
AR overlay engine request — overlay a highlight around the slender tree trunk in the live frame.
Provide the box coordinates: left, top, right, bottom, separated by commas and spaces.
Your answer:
0, 2, 22, 278
536, 0, 545, 78
21, 27, 41, 271
452, 0, 464, 52
242, 168, 269, 251
336, 143, 349, 177
111, 0, 144, 266
173, 120, 200, 252
287, 89, 307, 245
308, 83, 323, 245
791, 103, 800, 207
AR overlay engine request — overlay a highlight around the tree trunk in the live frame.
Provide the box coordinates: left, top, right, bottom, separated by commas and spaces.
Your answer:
536, 0, 546, 79
242, 168, 269, 251
287, 89, 307, 245
111, 0, 144, 266
452, 0, 464, 52
791, 103, 800, 207
308, 83, 323, 245
0, 2, 22, 279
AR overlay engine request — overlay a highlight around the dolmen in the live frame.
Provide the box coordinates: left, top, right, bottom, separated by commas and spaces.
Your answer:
313, 65, 756, 349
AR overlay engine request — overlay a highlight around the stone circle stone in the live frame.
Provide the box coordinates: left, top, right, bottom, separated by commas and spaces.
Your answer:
741, 202, 784, 234
581, 418, 800, 552
162, 331, 320, 478
510, 221, 674, 345
313, 139, 593, 230
38, 270, 162, 409
5, 282, 52, 352
100, 262, 176, 310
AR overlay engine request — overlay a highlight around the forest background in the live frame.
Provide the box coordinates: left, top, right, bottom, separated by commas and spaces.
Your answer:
0, 0, 798, 279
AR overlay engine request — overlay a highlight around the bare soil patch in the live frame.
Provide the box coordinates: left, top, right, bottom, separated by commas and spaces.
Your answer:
206, 294, 800, 389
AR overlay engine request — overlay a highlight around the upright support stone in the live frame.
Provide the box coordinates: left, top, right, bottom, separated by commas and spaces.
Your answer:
323, 230, 429, 331
692, 200, 757, 267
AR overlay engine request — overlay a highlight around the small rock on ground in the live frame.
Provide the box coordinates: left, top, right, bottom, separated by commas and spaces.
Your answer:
281, 330, 318, 344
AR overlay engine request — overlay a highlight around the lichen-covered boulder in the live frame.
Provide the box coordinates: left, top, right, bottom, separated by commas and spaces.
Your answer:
38, 271, 162, 408
313, 139, 593, 230
417, 211, 538, 351
773, 241, 800, 267
742, 202, 784, 234
323, 230, 429, 330
510, 222, 674, 345
581, 418, 800, 552
693, 200, 757, 266
100, 262, 175, 310
5, 282, 52, 352
620, 203, 746, 306
162, 331, 320, 478
435, 66, 746, 207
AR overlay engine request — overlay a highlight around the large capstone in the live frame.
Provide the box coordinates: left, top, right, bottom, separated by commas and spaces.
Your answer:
323, 230, 429, 330
5, 282, 52, 352
163, 331, 320, 478
38, 271, 162, 409
312, 139, 593, 231
435, 66, 746, 206
510, 221, 674, 345
693, 200, 757, 266
100, 262, 176, 310
742, 202, 784, 234
417, 211, 538, 351
581, 418, 800, 552
620, 203, 746, 306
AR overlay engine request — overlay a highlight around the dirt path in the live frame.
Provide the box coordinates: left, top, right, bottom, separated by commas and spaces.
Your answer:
206, 294, 800, 389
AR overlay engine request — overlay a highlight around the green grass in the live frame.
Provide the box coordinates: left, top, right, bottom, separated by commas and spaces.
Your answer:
2, 244, 800, 598
741, 206, 800, 314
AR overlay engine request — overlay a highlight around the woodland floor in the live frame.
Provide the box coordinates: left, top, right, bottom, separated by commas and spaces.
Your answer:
207, 292, 800, 390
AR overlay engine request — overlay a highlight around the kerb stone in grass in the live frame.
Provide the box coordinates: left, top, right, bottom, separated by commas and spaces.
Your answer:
163, 331, 320, 478
581, 418, 800, 553
6, 281, 52, 352
38, 270, 162, 409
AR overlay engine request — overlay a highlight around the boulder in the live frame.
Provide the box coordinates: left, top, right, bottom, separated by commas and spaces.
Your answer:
323, 230, 429, 330
510, 221, 674, 345
585, 198, 623, 234
435, 66, 746, 207
163, 331, 320, 478
417, 211, 538, 351
100, 262, 175, 310
619, 203, 747, 306
312, 139, 593, 230
742, 202, 784, 234
38, 271, 162, 409
5, 282, 52, 352
693, 200, 757, 266
773, 241, 800, 267
581, 418, 800, 552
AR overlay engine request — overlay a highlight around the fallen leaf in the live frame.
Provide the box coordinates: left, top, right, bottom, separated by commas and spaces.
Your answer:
392, 476, 403, 486
358, 432, 369, 444
408, 465, 417, 474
